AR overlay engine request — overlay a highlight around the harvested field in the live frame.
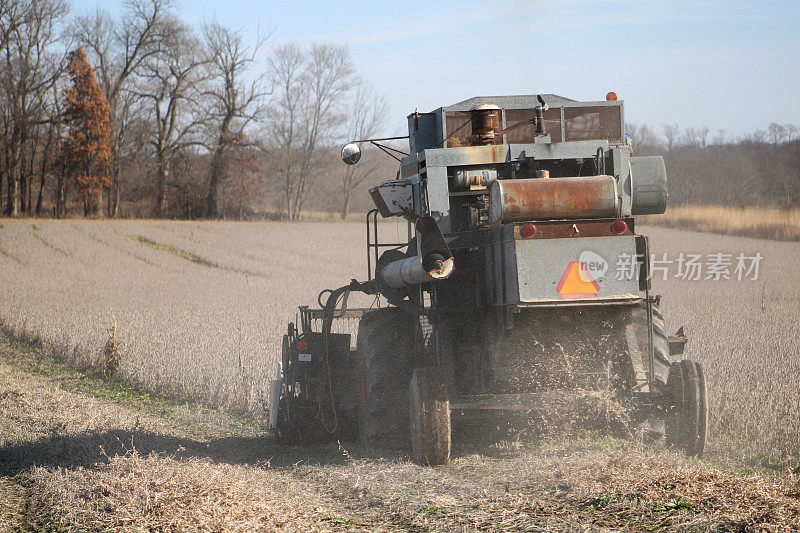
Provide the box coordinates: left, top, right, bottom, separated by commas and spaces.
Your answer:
1, 219, 800, 529
2, 337, 800, 531
1, 219, 798, 461
643, 205, 800, 241
0, 219, 397, 411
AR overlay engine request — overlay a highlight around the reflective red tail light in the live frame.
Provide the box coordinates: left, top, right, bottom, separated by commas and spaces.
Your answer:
520, 223, 537, 238
297, 341, 307, 350
611, 220, 628, 234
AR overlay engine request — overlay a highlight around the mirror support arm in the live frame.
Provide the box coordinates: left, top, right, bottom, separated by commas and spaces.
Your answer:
351, 135, 409, 143
373, 143, 403, 162
370, 141, 408, 160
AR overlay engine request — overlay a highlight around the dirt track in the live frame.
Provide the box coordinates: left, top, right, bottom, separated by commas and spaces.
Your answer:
2, 338, 800, 531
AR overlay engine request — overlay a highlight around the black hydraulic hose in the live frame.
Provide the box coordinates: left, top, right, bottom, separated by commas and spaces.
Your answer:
319, 279, 375, 338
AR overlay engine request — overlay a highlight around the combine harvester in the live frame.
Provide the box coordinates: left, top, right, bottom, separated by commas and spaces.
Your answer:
271, 93, 708, 465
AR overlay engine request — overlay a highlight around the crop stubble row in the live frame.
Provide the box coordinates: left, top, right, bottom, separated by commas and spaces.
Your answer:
0, 219, 797, 459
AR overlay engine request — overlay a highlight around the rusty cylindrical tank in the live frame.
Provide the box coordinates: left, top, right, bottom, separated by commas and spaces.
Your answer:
470, 104, 500, 145
488, 175, 619, 224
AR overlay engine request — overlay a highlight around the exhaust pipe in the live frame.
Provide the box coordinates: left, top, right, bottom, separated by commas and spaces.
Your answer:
379, 215, 454, 290
382, 253, 454, 289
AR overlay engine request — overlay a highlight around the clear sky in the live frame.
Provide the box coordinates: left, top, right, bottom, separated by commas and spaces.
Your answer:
73, 0, 799, 138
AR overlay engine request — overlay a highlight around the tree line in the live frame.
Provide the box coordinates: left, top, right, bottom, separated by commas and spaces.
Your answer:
1, 0, 797, 221
0, 0, 389, 220
628, 122, 800, 206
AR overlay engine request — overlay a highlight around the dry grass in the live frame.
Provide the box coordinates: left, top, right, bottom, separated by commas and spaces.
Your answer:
643, 204, 800, 241
4, 339, 800, 531
30, 446, 800, 531
0, 339, 360, 531
25, 452, 362, 532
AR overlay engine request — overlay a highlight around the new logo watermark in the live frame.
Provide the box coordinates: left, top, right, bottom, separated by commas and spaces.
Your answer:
578, 250, 608, 282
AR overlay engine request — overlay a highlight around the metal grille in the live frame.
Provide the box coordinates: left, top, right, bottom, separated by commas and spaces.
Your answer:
445, 111, 504, 147
304, 307, 381, 350
504, 108, 563, 143
564, 106, 622, 142
311, 316, 361, 349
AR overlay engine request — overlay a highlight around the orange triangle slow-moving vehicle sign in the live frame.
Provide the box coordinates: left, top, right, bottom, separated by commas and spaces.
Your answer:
556, 261, 600, 299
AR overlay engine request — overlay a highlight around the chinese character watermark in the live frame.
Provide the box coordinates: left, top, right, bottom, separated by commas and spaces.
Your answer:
599, 251, 763, 281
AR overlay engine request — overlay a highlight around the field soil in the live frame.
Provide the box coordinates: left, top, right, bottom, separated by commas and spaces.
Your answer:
2, 338, 800, 532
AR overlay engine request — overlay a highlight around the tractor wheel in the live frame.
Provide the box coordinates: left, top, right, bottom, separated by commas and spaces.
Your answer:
650, 303, 672, 383
665, 360, 708, 457
275, 396, 295, 441
357, 307, 415, 450
409, 366, 451, 466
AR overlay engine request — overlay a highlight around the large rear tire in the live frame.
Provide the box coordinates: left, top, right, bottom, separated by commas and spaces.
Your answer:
409, 367, 451, 466
665, 360, 708, 457
357, 307, 415, 450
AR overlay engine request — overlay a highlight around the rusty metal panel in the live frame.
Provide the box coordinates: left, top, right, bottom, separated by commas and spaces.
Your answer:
489, 176, 618, 224
512, 219, 634, 239
445, 111, 506, 148
434, 95, 623, 142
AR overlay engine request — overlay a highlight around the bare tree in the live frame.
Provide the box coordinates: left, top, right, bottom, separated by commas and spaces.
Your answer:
73, 0, 172, 216
268, 42, 355, 220
32, 83, 60, 215
0, 0, 69, 216
626, 123, 661, 149
682, 126, 698, 149
663, 123, 679, 151
136, 17, 207, 216
201, 20, 270, 218
785, 124, 798, 143
741, 129, 767, 145
697, 126, 709, 150
266, 42, 303, 219
340, 81, 386, 219
767, 122, 787, 146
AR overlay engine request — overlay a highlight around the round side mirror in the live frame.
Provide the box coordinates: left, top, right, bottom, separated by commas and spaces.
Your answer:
341, 143, 361, 165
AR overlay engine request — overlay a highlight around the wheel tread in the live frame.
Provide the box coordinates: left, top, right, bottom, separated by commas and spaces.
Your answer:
666, 360, 708, 457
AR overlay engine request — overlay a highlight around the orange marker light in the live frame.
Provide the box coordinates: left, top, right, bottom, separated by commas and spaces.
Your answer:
606, 91, 618, 101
